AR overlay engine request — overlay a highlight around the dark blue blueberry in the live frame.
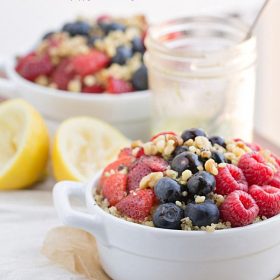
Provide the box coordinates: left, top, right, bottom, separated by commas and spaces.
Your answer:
153, 203, 184, 230
62, 21, 91, 37
171, 151, 202, 175
209, 136, 226, 148
132, 64, 148, 91
211, 151, 227, 164
132, 37, 145, 53
87, 35, 102, 46
111, 46, 133, 65
42, 31, 55, 40
184, 200, 219, 227
154, 177, 182, 203
173, 146, 189, 157
186, 171, 216, 196
181, 128, 207, 142
99, 22, 126, 35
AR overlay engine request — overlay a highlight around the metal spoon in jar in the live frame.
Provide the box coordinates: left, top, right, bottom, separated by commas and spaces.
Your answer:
243, 0, 272, 41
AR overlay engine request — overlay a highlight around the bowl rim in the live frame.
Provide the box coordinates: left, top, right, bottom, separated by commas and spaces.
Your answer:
87, 172, 280, 237
6, 56, 150, 101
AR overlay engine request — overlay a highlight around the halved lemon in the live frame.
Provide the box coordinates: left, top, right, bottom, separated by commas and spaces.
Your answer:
0, 99, 49, 190
52, 117, 130, 182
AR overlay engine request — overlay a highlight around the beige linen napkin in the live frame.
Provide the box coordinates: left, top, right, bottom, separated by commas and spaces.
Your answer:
42, 227, 111, 280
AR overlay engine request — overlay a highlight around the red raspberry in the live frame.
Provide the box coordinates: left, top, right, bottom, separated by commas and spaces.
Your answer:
16, 53, 53, 81
271, 154, 280, 169
118, 148, 132, 159
246, 142, 261, 152
220, 190, 259, 227
107, 77, 133, 94
150, 131, 177, 141
249, 185, 280, 217
51, 58, 76, 90
139, 155, 169, 172
72, 50, 109, 76
127, 162, 152, 192
238, 152, 274, 185
100, 156, 135, 187
116, 189, 155, 221
82, 84, 104, 94
215, 164, 248, 195
102, 173, 127, 206
267, 171, 280, 189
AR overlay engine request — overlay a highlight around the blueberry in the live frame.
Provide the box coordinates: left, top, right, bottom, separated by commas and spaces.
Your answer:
42, 31, 54, 40
173, 146, 189, 157
209, 136, 226, 148
132, 65, 148, 91
62, 21, 91, 36
153, 203, 184, 230
171, 151, 202, 175
211, 151, 227, 164
154, 177, 182, 203
111, 46, 133, 65
186, 171, 216, 196
181, 128, 207, 142
99, 22, 126, 35
184, 201, 219, 227
132, 37, 145, 53
87, 35, 102, 46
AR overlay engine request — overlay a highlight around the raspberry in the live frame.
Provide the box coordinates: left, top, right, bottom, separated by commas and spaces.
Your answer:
16, 53, 53, 81
215, 164, 248, 195
51, 58, 76, 90
100, 156, 134, 187
82, 84, 104, 94
139, 155, 169, 172
220, 190, 259, 227
102, 173, 127, 206
118, 148, 132, 159
249, 185, 280, 217
107, 77, 133, 94
245, 142, 261, 152
238, 152, 274, 185
127, 162, 152, 192
116, 189, 155, 221
150, 131, 176, 141
267, 171, 280, 189
72, 50, 109, 76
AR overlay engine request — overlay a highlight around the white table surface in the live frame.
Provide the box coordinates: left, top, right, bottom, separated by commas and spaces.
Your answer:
0, 178, 86, 280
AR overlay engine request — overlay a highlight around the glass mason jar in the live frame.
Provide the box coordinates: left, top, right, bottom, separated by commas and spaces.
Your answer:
144, 16, 256, 141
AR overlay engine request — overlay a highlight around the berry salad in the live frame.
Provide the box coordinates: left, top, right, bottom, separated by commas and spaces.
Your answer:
15, 15, 148, 94
95, 129, 280, 231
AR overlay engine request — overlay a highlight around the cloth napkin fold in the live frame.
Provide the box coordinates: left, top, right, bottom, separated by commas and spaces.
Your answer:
42, 227, 110, 280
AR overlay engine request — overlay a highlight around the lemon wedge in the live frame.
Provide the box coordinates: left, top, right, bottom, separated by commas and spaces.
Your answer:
0, 99, 49, 190
52, 117, 130, 182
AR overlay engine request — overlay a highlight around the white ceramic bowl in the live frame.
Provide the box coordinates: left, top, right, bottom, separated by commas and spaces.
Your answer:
0, 57, 151, 140
53, 173, 280, 280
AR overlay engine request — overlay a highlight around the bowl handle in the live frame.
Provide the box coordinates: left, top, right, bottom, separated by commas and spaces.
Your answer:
53, 181, 108, 245
0, 56, 17, 99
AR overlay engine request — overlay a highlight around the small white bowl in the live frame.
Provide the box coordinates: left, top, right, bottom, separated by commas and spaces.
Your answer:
53, 173, 280, 280
0, 57, 151, 140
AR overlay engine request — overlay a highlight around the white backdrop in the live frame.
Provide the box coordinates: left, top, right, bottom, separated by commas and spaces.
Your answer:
1, 0, 279, 145
0, 0, 260, 56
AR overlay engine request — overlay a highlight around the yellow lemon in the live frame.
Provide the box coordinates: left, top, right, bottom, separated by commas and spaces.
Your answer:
0, 99, 49, 190
52, 117, 130, 182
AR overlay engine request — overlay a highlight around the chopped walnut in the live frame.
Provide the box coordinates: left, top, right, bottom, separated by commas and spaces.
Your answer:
139, 172, 163, 189
205, 159, 218, 175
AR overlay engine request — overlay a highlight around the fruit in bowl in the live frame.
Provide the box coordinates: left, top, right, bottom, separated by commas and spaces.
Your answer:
15, 15, 148, 94
53, 128, 280, 280
95, 128, 280, 231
